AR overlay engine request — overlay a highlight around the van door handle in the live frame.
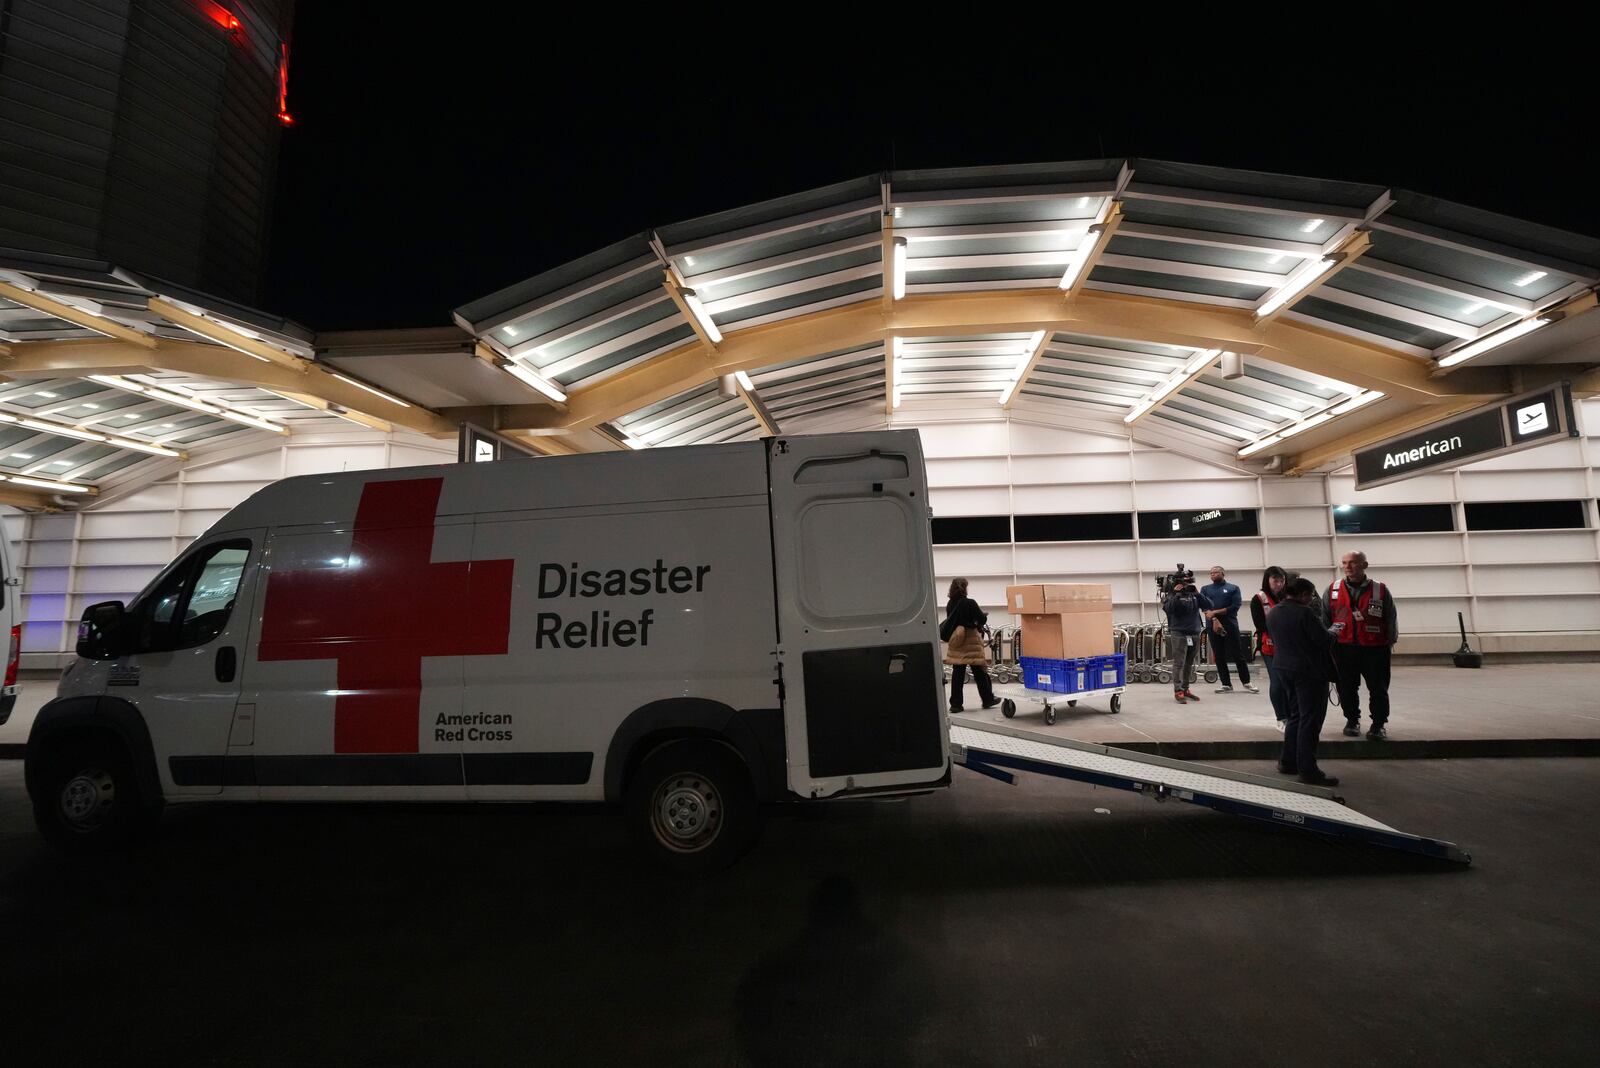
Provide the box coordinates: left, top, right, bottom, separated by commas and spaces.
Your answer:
216, 646, 237, 683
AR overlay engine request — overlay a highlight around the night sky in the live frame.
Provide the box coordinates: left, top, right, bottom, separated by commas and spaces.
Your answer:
262, 12, 1599, 332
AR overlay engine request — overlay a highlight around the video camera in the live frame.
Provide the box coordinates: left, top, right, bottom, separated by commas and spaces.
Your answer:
1157, 563, 1196, 597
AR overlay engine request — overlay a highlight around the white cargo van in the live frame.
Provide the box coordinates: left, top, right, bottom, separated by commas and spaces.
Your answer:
26, 431, 949, 868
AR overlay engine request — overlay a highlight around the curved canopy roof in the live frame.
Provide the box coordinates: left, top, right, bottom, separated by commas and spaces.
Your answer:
2, 159, 1597, 507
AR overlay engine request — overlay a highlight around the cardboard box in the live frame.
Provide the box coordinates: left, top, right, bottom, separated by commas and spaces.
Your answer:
1006, 583, 1113, 616
1020, 612, 1115, 659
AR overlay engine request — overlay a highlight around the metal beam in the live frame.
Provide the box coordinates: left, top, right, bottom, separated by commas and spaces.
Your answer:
147, 298, 308, 371
1000, 330, 1051, 409
0, 338, 456, 435
0, 281, 157, 348
1254, 230, 1373, 324
734, 373, 780, 436
1123, 348, 1223, 427
1063, 201, 1123, 299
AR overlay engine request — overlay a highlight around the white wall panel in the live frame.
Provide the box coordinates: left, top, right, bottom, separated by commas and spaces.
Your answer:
1472, 563, 1600, 596
1263, 506, 1329, 537
22, 567, 69, 593
1270, 538, 1337, 570
79, 511, 174, 539
1329, 472, 1456, 504
1132, 480, 1258, 510
1377, 566, 1470, 598
1334, 534, 1464, 565
76, 538, 172, 566
284, 444, 388, 476
927, 456, 1011, 487
1012, 483, 1135, 513
1010, 453, 1133, 484
928, 486, 1013, 515
1458, 470, 1589, 500
1485, 597, 1600, 632
389, 445, 455, 468
1009, 422, 1126, 455
1014, 542, 1138, 574
1462, 438, 1585, 472
29, 514, 76, 541
179, 510, 230, 537
77, 566, 161, 594
1138, 540, 1263, 571
919, 422, 1009, 458
108, 484, 180, 511
1261, 477, 1329, 506
181, 481, 265, 510
1403, 598, 1475, 633
25, 540, 72, 567
184, 451, 286, 482
1132, 451, 1242, 481
1467, 531, 1596, 564
933, 546, 1013, 576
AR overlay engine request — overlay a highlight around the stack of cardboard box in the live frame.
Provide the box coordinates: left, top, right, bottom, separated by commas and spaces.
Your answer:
1006, 583, 1114, 659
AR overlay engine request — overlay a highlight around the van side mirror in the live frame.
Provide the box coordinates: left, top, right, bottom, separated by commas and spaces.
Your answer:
76, 601, 128, 660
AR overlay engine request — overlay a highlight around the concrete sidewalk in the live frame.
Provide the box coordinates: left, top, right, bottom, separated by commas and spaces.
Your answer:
965, 662, 1600, 759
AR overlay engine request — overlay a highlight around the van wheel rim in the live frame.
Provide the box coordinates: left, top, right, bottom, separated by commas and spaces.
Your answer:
59, 769, 115, 830
652, 775, 722, 852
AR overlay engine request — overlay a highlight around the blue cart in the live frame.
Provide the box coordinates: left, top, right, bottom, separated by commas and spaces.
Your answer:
1003, 654, 1127, 725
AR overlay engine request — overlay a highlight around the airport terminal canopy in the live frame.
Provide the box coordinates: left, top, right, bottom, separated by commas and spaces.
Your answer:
3, 159, 1599, 507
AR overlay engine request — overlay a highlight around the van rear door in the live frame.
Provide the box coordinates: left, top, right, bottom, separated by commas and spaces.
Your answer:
765, 433, 947, 799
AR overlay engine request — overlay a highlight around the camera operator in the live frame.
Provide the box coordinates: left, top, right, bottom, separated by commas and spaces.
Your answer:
1161, 568, 1211, 703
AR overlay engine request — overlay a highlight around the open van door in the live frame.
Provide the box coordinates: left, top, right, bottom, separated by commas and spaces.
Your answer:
765, 432, 948, 799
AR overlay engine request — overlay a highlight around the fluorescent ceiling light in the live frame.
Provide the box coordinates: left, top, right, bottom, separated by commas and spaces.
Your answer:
1278, 412, 1333, 438
502, 325, 519, 338
1057, 237, 1094, 290
683, 255, 696, 267
1437, 316, 1551, 368
9, 453, 32, 459
500, 360, 568, 402
1237, 434, 1282, 457
330, 372, 411, 408
1460, 302, 1485, 316
891, 237, 908, 301
1331, 390, 1384, 415
7, 475, 90, 493
20, 419, 104, 443
81, 403, 99, 410
104, 435, 182, 457
1513, 270, 1547, 288
34, 391, 57, 398
1300, 218, 1325, 233
1026, 330, 1046, 353
734, 370, 754, 391
679, 287, 723, 344
1257, 255, 1342, 318
1266, 254, 1284, 265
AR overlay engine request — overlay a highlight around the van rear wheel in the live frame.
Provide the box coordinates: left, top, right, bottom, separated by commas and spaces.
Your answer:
626, 741, 759, 873
32, 737, 145, 852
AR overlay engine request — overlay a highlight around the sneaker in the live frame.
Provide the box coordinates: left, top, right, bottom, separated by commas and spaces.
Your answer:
1273, 720, 1285, 733
1298, 773, 1340, 787
981, 698, 1002, 710
1173, 693, 1187, 704
1367, 725, 1387, 740
1214, 685, 1234, 694
1276, 761, 1298, 775
1342, 723, 1361, 737
1244, 683, 1260, 694
1183, 691, 1201, 702
949, 705, 963, 713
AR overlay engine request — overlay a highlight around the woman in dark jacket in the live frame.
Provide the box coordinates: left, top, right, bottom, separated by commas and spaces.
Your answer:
944, 578, 999, 712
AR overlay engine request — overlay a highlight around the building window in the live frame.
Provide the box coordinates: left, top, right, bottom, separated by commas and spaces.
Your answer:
1137, 509, 1260, 540
1014, 512, 1134, 542
930, 516, 1011, 545
1465, 500, 1586, 531
1333, 504, 1453, 534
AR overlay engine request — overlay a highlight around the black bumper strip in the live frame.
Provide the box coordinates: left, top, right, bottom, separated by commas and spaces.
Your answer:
169, 752, 593, 787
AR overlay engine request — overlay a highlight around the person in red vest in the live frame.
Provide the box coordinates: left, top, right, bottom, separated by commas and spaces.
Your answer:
1323, 550, 1398, 740
1250, 566, 1290, 731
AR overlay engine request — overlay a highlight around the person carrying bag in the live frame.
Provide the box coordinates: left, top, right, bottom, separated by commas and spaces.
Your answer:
943, 578, 1000, 713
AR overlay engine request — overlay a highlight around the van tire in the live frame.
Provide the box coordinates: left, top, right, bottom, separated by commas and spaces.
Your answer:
625, 740, 760, 873
31, 735, 147, 853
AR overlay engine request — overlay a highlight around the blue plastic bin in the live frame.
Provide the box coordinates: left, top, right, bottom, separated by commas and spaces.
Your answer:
1088, 653, 1126, 690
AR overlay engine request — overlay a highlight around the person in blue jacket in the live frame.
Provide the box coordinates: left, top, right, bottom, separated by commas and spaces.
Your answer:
1201, 565, 1258, 695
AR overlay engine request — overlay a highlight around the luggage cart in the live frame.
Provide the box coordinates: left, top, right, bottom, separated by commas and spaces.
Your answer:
1002, 654, 1126, 726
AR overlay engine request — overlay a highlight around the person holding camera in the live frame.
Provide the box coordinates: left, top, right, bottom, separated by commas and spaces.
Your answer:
942, 577, 1000, 713
1201, 565, 1258, 695
1161, 570, 1211, 703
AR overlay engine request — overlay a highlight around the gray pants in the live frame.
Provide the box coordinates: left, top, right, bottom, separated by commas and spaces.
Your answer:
1169, 631, 1201, 693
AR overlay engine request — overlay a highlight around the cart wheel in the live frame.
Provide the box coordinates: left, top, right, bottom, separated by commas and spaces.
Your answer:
1157, 670, 1172, 684
1067, 700, 1077, 708
1110, 694, 1122, 714
1204, 670, 1218, 684
1001, 698, 1016, 719
1043, 706, 1057, 726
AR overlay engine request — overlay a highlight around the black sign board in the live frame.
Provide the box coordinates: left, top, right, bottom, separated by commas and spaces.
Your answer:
1138, 508, 1260, 540
1353, 382, 1579, 489
457, 423, 540, 463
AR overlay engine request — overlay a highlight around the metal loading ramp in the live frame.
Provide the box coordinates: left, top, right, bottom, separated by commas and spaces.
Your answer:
948, 718, 1470, 865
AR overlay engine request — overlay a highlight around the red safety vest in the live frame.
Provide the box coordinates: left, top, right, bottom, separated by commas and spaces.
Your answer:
1327, 580, 1390, 646
1254, 591, 1278, 656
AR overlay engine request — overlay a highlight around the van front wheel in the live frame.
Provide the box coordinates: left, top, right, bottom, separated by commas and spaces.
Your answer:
626, 741, 759, 872
32, 737, 146, 852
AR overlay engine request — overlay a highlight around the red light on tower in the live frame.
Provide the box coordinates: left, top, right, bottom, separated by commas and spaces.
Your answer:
276, 42, 294, 126
199, 1, 242, 33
